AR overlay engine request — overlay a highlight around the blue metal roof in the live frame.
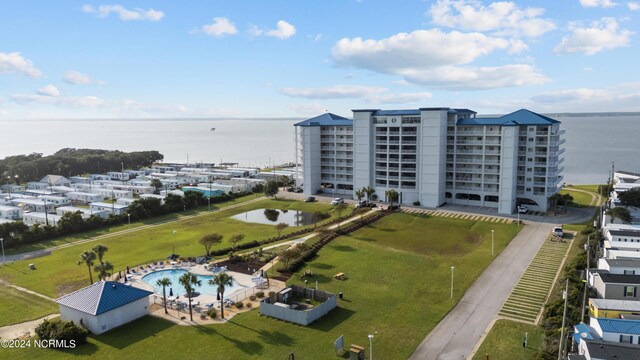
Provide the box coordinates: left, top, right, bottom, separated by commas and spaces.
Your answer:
573, 323, 595, 343
55, 281, 153, 316
595, 318, 640, 335
294, 113, 352, 127
457, 109, 560, 126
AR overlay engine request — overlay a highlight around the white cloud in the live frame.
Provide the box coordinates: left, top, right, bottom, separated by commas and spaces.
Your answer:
36, 85, 60, 97
280, 85, 387, 99
579, 0, 617, 8
11, 93, 106, 107
429, 0, 556, 38
280, 85, 433, 104
554, 18, 633, 55
250, 20, 297, 39
331, 29, 546, 90
0, 52, 43, 78
63, 71, 101, 85
82, 4, 164, 21
529, 83, 640, 111
629, 2, 640, 10
266, 20, 296, 39
201, 17, 237, 37
583, 67, 593, 72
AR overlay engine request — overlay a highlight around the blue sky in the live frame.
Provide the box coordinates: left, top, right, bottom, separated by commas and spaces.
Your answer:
1, 0, 639, 119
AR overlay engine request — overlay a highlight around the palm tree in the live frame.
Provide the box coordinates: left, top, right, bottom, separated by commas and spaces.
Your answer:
92, 244, 108, 264
355, 189, 364, 204
156, 277, 172, 314
93, 261, 114, 281
179, 272, 201, 321
209, 272, 234, 319
363, 186, 376, 203
150, 178, 163, 194
386, 189, 399, 209
78, 250, 97, 285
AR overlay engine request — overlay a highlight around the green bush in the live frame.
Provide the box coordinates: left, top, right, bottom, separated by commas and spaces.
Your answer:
235, 302, 244, 309
249, 295, 257, 301
35, 319, 88, 346
200, 314, 207, 320
256, 291, 265, 298
207, 307, 217, 319
246, 302, 253, 308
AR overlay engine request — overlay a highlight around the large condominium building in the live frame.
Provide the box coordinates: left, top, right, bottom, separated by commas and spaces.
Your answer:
294, 108, 565, 214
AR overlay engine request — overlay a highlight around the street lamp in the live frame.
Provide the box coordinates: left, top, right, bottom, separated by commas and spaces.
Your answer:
127, 214, 131, 232
581, 237, 591, 323
0, 237, 5, 265
491, 229, 495, 256
368, 334, 374, 360
172, 230, 177, 255
450, 266, 455, 299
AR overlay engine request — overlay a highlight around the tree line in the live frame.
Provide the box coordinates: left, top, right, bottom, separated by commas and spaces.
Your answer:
0, 148, 164, 183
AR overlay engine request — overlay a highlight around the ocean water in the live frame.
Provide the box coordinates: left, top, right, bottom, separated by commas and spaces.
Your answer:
1, 115, 638, 184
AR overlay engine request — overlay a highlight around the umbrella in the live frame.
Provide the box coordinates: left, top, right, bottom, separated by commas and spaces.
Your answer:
124, 273, 128, 283
217, 292, 220, 301
167, 254, 180, 260
169, 288, 173, 297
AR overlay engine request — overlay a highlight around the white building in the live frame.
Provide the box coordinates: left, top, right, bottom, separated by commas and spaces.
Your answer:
107, 172, 131, 181
23, 212, 62, 226
90, 188, 133, 200
66, 191, 104, 204
10, 198, 56, 213
0, 205, 23, 220
55, 281, 153, 335
56, 206, 109, 219
89, 202, 129, 216
294, 109, 565, 214
39, 175, 71, 187
37, 195, 71, 206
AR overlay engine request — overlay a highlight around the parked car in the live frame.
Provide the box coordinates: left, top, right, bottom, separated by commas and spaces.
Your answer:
553, 226, 564, 237
304, 196, 316, 202
294, 187, 303, 193
517, 205, 529, 214
331, 198, 344, 205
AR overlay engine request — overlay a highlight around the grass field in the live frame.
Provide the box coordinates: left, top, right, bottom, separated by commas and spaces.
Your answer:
0, 198, 338, 298
0, 286, 59, 327
472, 320, 544, 360
4, 194, 259, 255
0, 211, 520, 359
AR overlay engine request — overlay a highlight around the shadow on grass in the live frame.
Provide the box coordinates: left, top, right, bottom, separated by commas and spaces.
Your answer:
332, 245, 356, 252
309, 307, 356, 332
54, 340, 100, 356
227, 319, 296, 347
377, 228, 397, 232
92, 316, 174, 350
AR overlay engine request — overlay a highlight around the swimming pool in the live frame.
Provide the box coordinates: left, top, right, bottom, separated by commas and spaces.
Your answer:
141, 269, 247, 297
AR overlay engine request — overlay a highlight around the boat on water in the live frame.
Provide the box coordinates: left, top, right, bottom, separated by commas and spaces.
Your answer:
211, 127, 215, 131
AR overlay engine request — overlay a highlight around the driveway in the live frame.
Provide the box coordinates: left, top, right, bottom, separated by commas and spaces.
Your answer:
408, 221, 554, 360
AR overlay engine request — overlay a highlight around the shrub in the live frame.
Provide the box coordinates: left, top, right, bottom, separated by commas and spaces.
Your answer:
413, 201, 421, 206
200, 314, 207, 320
268, 291, 276, 300
256, 291, 265, 298
246, 302, 253, 308
250, 295, 257, 301
207, 307, 217, 319
235, 302, 244, 309
35, 319, 88, 346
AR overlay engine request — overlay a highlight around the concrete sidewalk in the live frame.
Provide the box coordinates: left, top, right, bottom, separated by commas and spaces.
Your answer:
408, 221, 553, 360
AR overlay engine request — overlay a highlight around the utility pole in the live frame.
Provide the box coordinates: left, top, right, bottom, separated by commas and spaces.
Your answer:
558, 279, 569, 360
581, 238, 591, 323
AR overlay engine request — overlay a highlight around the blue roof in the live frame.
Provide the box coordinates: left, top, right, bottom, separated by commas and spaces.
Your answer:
573, 323, 595, 343
457, 109, 560, 126
55, 281, 153, 315
595, 318, 640, 335
294, 113, 352, 127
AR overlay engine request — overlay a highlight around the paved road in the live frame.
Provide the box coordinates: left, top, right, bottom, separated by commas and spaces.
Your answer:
408, 220, 554, 360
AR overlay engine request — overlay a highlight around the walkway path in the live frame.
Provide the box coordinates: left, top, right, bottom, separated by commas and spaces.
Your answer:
0, 279, 54, 301
0, 315, 59, 340
408, 221, 555, 360
5, 196, 267, 263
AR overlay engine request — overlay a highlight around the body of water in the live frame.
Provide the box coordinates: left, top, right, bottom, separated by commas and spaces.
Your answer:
1, 114, 638, 184
141, 269, 246, 297
231, 208, 315, 226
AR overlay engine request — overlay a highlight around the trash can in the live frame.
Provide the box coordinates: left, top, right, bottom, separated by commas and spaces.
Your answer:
339, 292, 343, 299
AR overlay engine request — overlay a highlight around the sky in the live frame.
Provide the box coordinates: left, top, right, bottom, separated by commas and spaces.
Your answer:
1, 0, 640, 119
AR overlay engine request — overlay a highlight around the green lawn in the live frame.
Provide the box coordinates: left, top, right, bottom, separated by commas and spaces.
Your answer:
0, 199, 339, 298
5, 194, 259, 255
0, 212, 520, 359
0, 286, 58, 327
472, 320, 544, 360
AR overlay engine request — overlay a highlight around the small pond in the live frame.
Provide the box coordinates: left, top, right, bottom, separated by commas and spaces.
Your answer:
231, 208, 317, 226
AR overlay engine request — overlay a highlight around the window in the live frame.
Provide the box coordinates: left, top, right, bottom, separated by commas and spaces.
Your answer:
624, 286, 637, 297
620, 335, 632, 343
624, 270, 636, 275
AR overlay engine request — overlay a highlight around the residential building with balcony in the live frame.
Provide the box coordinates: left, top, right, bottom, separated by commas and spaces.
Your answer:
294, 108, 565, 214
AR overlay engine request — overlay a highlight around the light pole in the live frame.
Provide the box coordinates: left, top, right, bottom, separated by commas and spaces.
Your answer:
450, 266, 455, 299
0, 237, 5, 265
127, 214, 131, 232
581, 237, 591, 323
491, 229, 495, 256
368, 334, 374, 360
172, 230, 177, 255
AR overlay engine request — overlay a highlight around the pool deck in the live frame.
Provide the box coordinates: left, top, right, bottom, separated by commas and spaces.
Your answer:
127, 264, 270, 313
